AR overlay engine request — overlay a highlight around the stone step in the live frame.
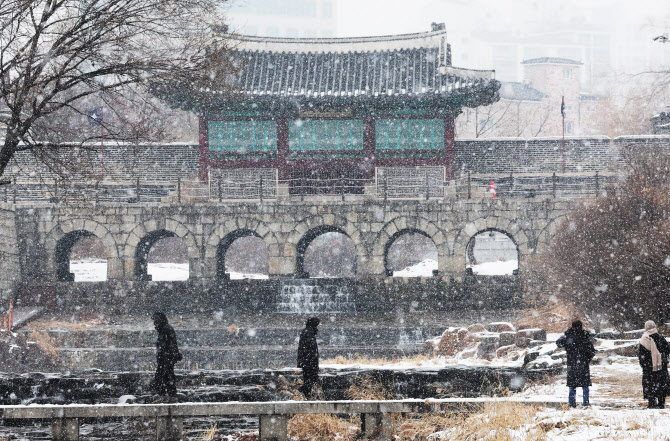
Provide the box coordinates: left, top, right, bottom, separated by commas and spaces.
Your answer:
56, 345, 427, 370
23, 326, 444, 349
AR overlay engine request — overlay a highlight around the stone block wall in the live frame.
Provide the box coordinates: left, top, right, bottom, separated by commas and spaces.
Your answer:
454, 136, 616, 174
0, 203, 20, 300
2, 137, 670, 188
3, 143, 200, 183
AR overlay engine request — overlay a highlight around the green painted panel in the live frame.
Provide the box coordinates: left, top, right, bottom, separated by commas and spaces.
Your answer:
375, 119, 445, 150
289, 120, 364, 151
208, 120, 277, 152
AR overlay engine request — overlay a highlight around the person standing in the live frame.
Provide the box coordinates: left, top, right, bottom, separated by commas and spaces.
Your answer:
638, 320, 670, 409
152, 312, 182, 401
297, 317, 320, 398
556, 320, 595, 407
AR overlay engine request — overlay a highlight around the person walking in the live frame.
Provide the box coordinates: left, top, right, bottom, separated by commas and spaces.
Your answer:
638, 320, 670, 409
152, 312, 182, 401
556, 320, 595, 407
297, 317, 320, 398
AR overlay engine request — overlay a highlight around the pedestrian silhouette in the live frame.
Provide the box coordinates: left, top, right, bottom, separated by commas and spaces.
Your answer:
556, 320, 595, 407
152, 312, 182, 401
638, 320, 670, 409
297, 317, 320, 398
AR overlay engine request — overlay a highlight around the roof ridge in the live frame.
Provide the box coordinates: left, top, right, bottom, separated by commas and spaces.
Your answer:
225, 28, 449, 55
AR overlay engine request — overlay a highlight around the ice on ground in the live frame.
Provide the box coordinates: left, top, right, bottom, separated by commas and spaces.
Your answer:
147, 263, 189, 281
228, 271, 269, 280
469, 259, 518, 275
70, 259, 108, 282
393, 259, 437, 277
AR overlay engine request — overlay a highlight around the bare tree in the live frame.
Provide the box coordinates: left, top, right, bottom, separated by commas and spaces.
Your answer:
457, 98, 552, 138
0, 0, 235, 184
536, 145, 670, 330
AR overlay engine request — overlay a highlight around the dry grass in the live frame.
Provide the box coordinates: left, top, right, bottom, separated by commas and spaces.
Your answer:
26, 331, 60, 360
322, 353, 431, 366
288, 414, 360, 441
514, 303, 576, 333
345, 375, 396, 400
25, 316, 106, 331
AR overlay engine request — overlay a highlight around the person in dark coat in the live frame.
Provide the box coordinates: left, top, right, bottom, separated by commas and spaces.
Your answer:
152, 312, 182, 400
638, 320, 670, 409
297, 317, 320, 398
556, 320, 595, 407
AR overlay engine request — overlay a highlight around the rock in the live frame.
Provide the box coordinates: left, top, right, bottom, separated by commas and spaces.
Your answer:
624, 330, 644, 340
516, 328, 547, 342
495, 344, 519, 359
467, 324, 487, 333
515, 335, 532, 348
528, 340, 547, 348
597, 342, 638, 357
476, 333, 500, 359
595, 331, 622, 340
435, 327, 477, 356
523, 351, 540, 366
487, 322, 516, 333
499, 332, 516, 347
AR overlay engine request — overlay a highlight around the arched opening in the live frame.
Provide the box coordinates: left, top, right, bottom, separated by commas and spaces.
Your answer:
466, 229, 519, 275
385, 228, 438, 277
217, 230, 269, 279
55, 231, 107, 282
135, 230, 189, 281
296, 226, 357, 278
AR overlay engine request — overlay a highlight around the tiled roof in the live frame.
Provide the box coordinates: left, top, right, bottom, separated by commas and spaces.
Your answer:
173, 28, 500, 111
499, 82, 545, 101
521, 57, 582, 65
233, 48, 495, 100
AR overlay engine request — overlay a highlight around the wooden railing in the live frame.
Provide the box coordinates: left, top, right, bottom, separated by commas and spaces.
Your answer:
0, 398, 566, 441
0, 298, 12, 331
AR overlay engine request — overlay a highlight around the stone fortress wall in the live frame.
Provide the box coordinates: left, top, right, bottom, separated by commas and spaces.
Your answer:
1, 136, 669, 186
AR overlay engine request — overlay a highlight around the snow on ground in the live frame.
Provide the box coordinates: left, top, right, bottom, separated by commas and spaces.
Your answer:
393, 259, 437, 277
70, 261, 268, 281
147, 263, 189, 281
228, 271, 269, 280
469, 259, 518, 275
70, 259, 107, 282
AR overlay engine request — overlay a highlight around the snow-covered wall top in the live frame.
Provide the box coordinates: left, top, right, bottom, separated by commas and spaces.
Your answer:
1, 136, 669, 185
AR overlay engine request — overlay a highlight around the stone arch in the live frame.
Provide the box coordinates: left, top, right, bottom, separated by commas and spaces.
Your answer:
371, 216, 448, 275
216, 229, 269, 279
46, 219, 119, 281
125, 218, 199, 280
384, 228, 438, 276
296, 225, 357, 278
464, 228, 520, 275
55, 231, 95, 281
286, 214, 365, 276
204, 218, 281, 277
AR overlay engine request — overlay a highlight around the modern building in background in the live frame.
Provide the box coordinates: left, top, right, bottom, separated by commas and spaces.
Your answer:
457, 57, 601, 138
226, 0, 338, 38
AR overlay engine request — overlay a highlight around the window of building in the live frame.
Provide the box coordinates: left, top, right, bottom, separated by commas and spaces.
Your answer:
289, 119, 364, 151
566, 122, 573, 134
563, 68, 573, 79
208, 120, 277, 152
375, 119, 445, 150
321, 0, 333, 18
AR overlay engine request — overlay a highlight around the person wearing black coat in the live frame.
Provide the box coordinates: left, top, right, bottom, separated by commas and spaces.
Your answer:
297, 317, 320, 398
638, 320, 670, 409
152, 312, 182, 399
556, 320, 595, 407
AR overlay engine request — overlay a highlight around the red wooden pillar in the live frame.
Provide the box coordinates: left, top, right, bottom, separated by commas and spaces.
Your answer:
276, 117, 290, 181
445, 111, 456, 180
198, 117, 210, 183
364, 114, 376, 178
